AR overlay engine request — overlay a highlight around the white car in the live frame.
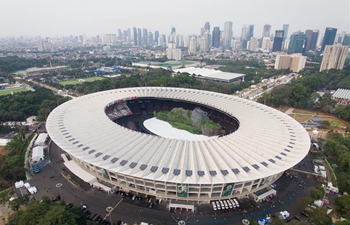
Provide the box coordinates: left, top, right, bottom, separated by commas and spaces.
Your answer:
215, 201, 221, 210
230, 199, 236, 209
233, 198, 240, 207
226, 200, 233, 209
219, 200, 225, 209
223, 200, 229, 209
211, 202, 217, 211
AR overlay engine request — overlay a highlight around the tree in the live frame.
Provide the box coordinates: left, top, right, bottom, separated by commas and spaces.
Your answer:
297, 196, 313, 212
336, 221, 350, 225
335, 195, 350, 218
320, 120, 331, 129
309, 207, 332, 225
310, 185, 325, 200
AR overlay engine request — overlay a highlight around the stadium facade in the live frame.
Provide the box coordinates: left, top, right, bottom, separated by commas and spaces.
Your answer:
46, 87, 310, 203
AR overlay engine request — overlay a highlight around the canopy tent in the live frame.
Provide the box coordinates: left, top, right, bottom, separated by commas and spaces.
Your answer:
92, 182, 113, 194
32, 146, 44, 162
64, 160, 97, 185
168, 203, 195, 211
15, 180, 24, 188
35, 133, 48, 146
256, 189, 277, 201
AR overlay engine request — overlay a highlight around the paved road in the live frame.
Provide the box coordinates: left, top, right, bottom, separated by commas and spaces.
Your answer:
27, 141, 324, 225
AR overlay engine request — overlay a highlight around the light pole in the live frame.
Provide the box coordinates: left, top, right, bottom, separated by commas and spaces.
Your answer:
56, 183, 63, 199
106, 206, 113, 224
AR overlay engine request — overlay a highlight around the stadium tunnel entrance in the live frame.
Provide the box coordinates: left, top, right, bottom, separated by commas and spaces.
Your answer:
105, 97, 239, 136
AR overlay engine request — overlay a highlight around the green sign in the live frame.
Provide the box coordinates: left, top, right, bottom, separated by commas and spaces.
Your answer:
177, 184, 188, 197
221, 183, 234, 197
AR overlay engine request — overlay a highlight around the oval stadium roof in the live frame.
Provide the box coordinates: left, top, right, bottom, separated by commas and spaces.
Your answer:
46, 87, 310, 184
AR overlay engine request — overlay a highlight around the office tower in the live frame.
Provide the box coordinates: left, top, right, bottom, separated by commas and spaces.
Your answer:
133, 28, 138, 45
287, 31, 307, 54
247, 25, 254, 41
158, 36, 164, 47
212, 27, 221, 48
184, 36, 189, 48
123, 30, 128, 41
128, 28, 131, 43
339, 31, 347, 43
200, 27, 205, 37
343, 34, 350, 46
262, 24, 271, 38
272, 30, 284, 52
102, 34, 117, 45
320, 44, 349, 71
37, 39, 53, 51
275, 54, 306, 72
249, 37, 258, 51
321, 27, 337, 52
171, 27, 176, 34
282, 24, 289, 42
154, 31, 159, 45
200, 36, 209, 52
142, 28, 148, 46
188, 36, 197, 54
261, 37, 271, 51
223, 21, 233, 48
241, 25, 248, 49
176, 34, 184, 47
204, 22, 210, 33
166, 43, 182, 60
118, 29, 122, 40
137, 28, 142, 46
148, 32, 153, 45
304, 29, 319, 52
284, 39, 290, 51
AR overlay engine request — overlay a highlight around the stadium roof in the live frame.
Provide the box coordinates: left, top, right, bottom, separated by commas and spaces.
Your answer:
46, 87, 310, 184
174, 67, 245, 82
333, 88, 350, 100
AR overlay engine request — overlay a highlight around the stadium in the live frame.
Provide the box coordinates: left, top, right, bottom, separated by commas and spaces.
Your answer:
46, 87, 310, 203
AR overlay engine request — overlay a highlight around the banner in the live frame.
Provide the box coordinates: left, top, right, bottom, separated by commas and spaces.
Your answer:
221, 183, 234, 197
177, 184, 188, 197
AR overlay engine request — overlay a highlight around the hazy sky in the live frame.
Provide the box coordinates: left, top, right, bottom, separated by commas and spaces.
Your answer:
1, 0, 349, 37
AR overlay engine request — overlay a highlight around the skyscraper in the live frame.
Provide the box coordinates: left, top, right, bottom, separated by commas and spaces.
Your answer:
249, 37, 258, 51
223, 21, 233, 48
133, 27, 138, 46
212, 27, 221, 48
272, 30, 284, 52
282, 24, 289, 42
137, 28, 142, 46
262, 24, 271, 38
287, 31, 307, 54
261, 37, 271, 51
142, 28, 148, 46
343, 34, 350, 46
304, 29, 319, 52
154, 31, 159, 45
247, 25, 254, 41
320, 44, 349, 71
241, 25, 248, 49
204, 22, 210, 33
188, 36, 197, 54
171, 27, 176, 35
321, 27, 337, 52
148, 32, 153, 45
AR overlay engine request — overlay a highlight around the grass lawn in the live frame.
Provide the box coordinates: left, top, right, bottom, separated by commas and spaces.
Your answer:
326, 118, 347, 128
59, 76, 105, 86
292, 109, 315, 115
83, 76, 105, 82
290, 114, 311, 122
0, 88, 28, 96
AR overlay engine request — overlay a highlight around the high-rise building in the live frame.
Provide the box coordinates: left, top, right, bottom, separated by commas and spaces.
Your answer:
200, 27, 205, 37
284, 39, 290, 51
176, 34, 184, 47
200, 36, 208, 52
223, 21, 233, 48
304, 29, 319, 52
272, 30, 284, 52
343, 34, 350, 46
148, 32, 153, 45
204, 22, 210, 33
37, 39, 53, 51
158, 36, 164, 47
118, 29, 122, 40
262, 37, 271, 51
137, 28, 142, 46
275, 53, 306, 72
241, 25, 248, 49
321, 27, 337, 52
166, 43, 182, 61
282, 24, 289, 42
247, 25, 254, 41
154, 31, 159, 45
188, 36, 197, 54
128, 28, 131, 44
142, 28, 148, 46
320, 44, 349, 71
212, 27, 221, 48
171, 27, 176, 35
102, 34, 117, 45
249, 37, 258, 51
133, 27, 138, 46
262, 24, 271, 38
287, 31, 307, 54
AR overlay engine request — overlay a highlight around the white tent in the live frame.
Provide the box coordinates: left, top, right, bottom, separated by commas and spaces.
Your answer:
256, 189, 277, 201
92, 182, 112, 193
15, 180, 24, 188
64, 160, 97, 185
32, 146, 44, 162
28, 186, 37, 194
24, 182, 30, 189
34, 133, 48, 146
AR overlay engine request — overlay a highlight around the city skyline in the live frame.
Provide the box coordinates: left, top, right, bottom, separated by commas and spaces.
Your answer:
1, 0, 349, 37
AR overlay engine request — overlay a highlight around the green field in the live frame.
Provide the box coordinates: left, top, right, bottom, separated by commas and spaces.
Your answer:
59, 76, 105, 86
326, 118, 347, 128
0, 88, 28, 96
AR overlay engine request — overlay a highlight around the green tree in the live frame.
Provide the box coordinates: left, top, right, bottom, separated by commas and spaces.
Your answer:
309, 207, 332, 225
310, 185, 325, 200
335, 195, 350, 218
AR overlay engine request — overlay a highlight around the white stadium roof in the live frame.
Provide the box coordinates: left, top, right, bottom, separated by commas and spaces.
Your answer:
333, 88, 350, 100
174, 67, 245, 82
46, 87, 310, 185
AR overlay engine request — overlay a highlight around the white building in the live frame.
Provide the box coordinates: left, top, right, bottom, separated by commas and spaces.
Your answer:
275, 53, 306, 72
249, 37, 258, 51
166, 43, 182, 61
262, 37, 271, 51
320, 44, 349, 71
223, 21, 233, 48
188, 36, 197, 54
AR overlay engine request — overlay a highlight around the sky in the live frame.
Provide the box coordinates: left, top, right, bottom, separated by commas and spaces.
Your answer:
1, 0, 349, 37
